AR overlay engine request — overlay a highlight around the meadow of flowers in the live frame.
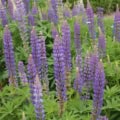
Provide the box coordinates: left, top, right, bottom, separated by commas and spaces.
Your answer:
0, 0, 120, 120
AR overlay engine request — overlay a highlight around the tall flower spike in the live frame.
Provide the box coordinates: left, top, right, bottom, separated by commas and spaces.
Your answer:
27, 55, 45, 120
30, 27, 41, 77
3, 25, 17, 86
113, 4, 120, 42
32, 74, 45, 120
23, 0, 30, 13
74, 20, 81, 54
83, 52, 92, 99
18, 61, 28, 85
62, 20, 71, 89
97, 7, 105, 34
38, 32, 49, 93
98, 28, 106, 57
86, 0, 96, 40
0, 0, 8, 26
53, 35, 67, 116
48, 4, 58, 24
15, 0, 29, 52
92, 60, 105, 120
63, 5, 71, 19
27, 54, 37, 102
52, 25, 58, 40
74, 54, 83, 93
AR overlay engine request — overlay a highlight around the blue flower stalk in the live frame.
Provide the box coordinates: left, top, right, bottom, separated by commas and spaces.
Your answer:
97, 7, 105, 34
74, 20, 81, 54
113, 4, 120, 42
86, 0, 96, 40
51, 25, 58, 40
0, 0, 8, 26
27, 55, 45, 120
18, 61, 28, 85
48, 4, 58, 24
62, 20, 71, 89
98, 28, 106, 57
38, 32, 49, 93
53, 35, 67, 116
30, 27, 41, 77
63, 5, 71, 19
3, 25, 17, 86
83, 52, 92, 99
92, 60, 105, 120
15, 0, 29, 53
74, 54, 83, 93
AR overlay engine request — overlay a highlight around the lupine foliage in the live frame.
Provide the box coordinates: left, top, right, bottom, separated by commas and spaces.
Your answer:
0, 0, 120, 120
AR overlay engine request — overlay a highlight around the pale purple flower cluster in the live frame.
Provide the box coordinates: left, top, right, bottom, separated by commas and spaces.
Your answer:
98, 29, 106, 57
3, 25, 17, 86
27, 55, 45, 120
0, 1, 7, 26
74, 21, 81, 54
18, 61, 28, 85
62, 21, 71, 71
86, 0, 96, 40
93, 61, 105, 119
53, 35, 67, 115
97, 7, 105, 34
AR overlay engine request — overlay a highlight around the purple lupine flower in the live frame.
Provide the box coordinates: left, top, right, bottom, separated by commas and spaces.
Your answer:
38, 32, 49, 93
27, 54, 37, 102
28, 12, 35, 26
98, 28, 106, 57
53, 35, 67, 116
52, 25, 58, 39
89, 51, 99, 84
3, 25, 17, 86
74, 54, 83, 93
18, 61, 28, 85
42, 12, 48, 21
86, 0, 96, 40
27, 55, 45, 120
63, 6, 71, 18
15, 0, 29, 52
48, 6, 58, 24
72, 4, 79, 16
97, 7, 105, 34
74, 21, 81, 54
113, 4, 120, 41
92, 61, 105, 120
32, 74, 45, 120
32, 2, 38, 15
30, 27, 41, 76
23, 0, 30, 13
83, 52, 92, 99
51, 0, 57, 14
62, 20, 71, 89
1, 0, 6, 6
62, 20, 71, 71
0, 1, 7, 26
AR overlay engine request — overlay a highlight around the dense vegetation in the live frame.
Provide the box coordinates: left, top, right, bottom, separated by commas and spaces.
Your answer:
0, 0, 120, 120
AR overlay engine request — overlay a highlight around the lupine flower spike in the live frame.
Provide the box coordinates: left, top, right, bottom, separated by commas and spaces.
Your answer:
62, 20, 71, 89
98, 27, 106, 57
92, 60, 105, 120
53, 35, 67, 116
27, 55, 45, 120
113, 4, 120, 42
15, 0, 29, 53
0, 0, 8, 26
86, 0, 96, 40
74, 20, 81, 54
74, 54, 83, 93
30, 27, 41, 77
38, 32, 49, 93
18, 61, 28, 85
97, 7, 105, 34
3, 25, 17, 86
